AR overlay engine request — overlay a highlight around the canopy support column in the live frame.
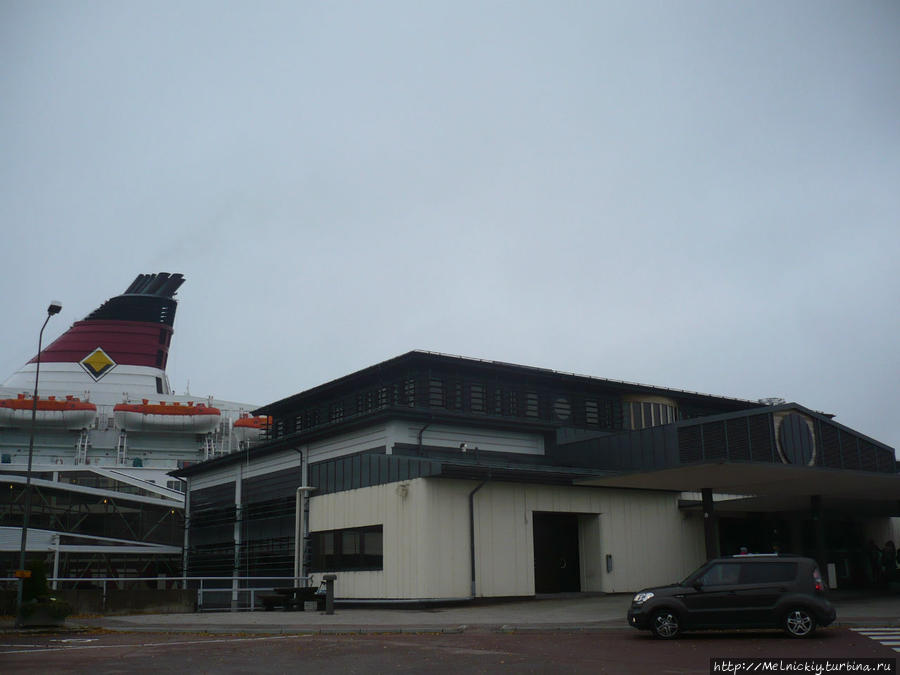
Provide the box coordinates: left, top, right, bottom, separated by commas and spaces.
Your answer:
702, 488, 718, 560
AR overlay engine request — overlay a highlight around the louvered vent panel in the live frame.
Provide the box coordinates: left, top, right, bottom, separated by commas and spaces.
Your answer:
748, 414, 773, 462
726, 418, 751, 461
859, 440, 878, 472
875, 446, 895, 473
703, 422, 726, 460
820, 424, 842, 468
678, 425, 702, 464
840, 431, 860, 469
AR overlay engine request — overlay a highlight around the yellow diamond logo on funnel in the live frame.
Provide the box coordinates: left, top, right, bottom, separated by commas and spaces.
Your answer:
80, 348, 116, 381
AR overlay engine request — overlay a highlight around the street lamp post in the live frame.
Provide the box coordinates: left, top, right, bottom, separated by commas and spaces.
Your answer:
15, 301, 62, 625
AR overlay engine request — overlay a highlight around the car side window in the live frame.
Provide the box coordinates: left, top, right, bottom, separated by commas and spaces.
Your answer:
699, 563, 741, 586
740, 562, 797, 584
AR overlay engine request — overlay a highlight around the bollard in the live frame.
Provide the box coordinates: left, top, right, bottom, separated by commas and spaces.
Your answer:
323, 574, 336, 615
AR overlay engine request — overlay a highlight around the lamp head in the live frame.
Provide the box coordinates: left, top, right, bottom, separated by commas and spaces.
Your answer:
47, 301, 62, 316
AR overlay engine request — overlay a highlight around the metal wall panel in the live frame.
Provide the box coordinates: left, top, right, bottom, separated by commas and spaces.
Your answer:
306, 478, 704, 600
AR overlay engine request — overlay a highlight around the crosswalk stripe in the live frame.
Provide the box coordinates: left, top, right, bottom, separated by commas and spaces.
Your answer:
858, 632, 900, 636
851, 627, 900, 652
852, 628, 900, 632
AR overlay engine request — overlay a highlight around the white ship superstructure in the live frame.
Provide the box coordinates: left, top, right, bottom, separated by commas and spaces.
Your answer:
0, 273, 266, 578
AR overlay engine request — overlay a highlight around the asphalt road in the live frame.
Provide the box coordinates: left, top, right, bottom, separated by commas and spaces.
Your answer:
1, 627, 897, 674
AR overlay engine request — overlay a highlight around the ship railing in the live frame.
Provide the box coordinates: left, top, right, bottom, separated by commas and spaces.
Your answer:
0, 575, 314, 613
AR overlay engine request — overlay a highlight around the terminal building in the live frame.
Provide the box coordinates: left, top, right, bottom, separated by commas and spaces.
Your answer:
174, 351, 899, 600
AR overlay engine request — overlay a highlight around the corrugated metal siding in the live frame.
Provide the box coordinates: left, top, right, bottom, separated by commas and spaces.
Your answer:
748, 414, 774, 462
726, 417, 751, 461
678, 425, 701, 464
820, 422, 842, 468
842, 432, 861, 469
702, 421, 726, 461
860, 440, 878, 472
243, 467, 299, 502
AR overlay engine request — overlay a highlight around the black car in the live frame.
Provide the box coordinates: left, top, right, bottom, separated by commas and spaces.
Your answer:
627, 554, 836, 639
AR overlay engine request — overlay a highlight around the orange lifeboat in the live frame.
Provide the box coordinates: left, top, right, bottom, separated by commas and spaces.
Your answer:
0, 394, 97, 429
113, 399, 221, 433
233, 414, 271, 443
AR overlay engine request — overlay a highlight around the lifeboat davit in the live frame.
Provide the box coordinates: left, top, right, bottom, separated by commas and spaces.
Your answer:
232, 414, 271, 443
113, 399, 221, 433
0, 394, 97, 429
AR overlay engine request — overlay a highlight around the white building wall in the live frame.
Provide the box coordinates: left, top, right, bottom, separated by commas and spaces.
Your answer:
308, 478, 471, 599
392, 423, 545, 456
307, 477, 705, 600
469, 481, 705, 595
308, 424, 391, 462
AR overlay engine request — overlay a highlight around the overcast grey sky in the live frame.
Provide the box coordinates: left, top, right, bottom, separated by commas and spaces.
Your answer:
2, 1, 898, 453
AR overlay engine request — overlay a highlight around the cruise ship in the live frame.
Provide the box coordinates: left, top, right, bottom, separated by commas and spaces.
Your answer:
0, 273, 263, 580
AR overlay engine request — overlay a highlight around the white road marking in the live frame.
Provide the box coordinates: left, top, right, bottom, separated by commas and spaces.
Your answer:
851, 627, 900, 652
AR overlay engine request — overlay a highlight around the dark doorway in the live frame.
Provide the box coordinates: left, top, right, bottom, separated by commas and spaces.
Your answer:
718, 515, 789, 557
533, 512, 581, 593
717, 514, 885, 588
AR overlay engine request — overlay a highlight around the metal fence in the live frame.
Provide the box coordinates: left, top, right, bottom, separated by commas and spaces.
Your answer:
1, 575, 315, 612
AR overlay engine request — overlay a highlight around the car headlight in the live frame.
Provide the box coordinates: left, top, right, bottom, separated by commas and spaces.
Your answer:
632, 591, 654, 606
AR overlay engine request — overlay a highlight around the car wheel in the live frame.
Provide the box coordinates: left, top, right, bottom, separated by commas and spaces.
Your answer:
783, 607, 816, 638
650, 609, 681, 639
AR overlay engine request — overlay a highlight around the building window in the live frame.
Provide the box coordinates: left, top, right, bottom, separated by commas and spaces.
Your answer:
628, 400, 678, 430
311, 525, 383, 572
